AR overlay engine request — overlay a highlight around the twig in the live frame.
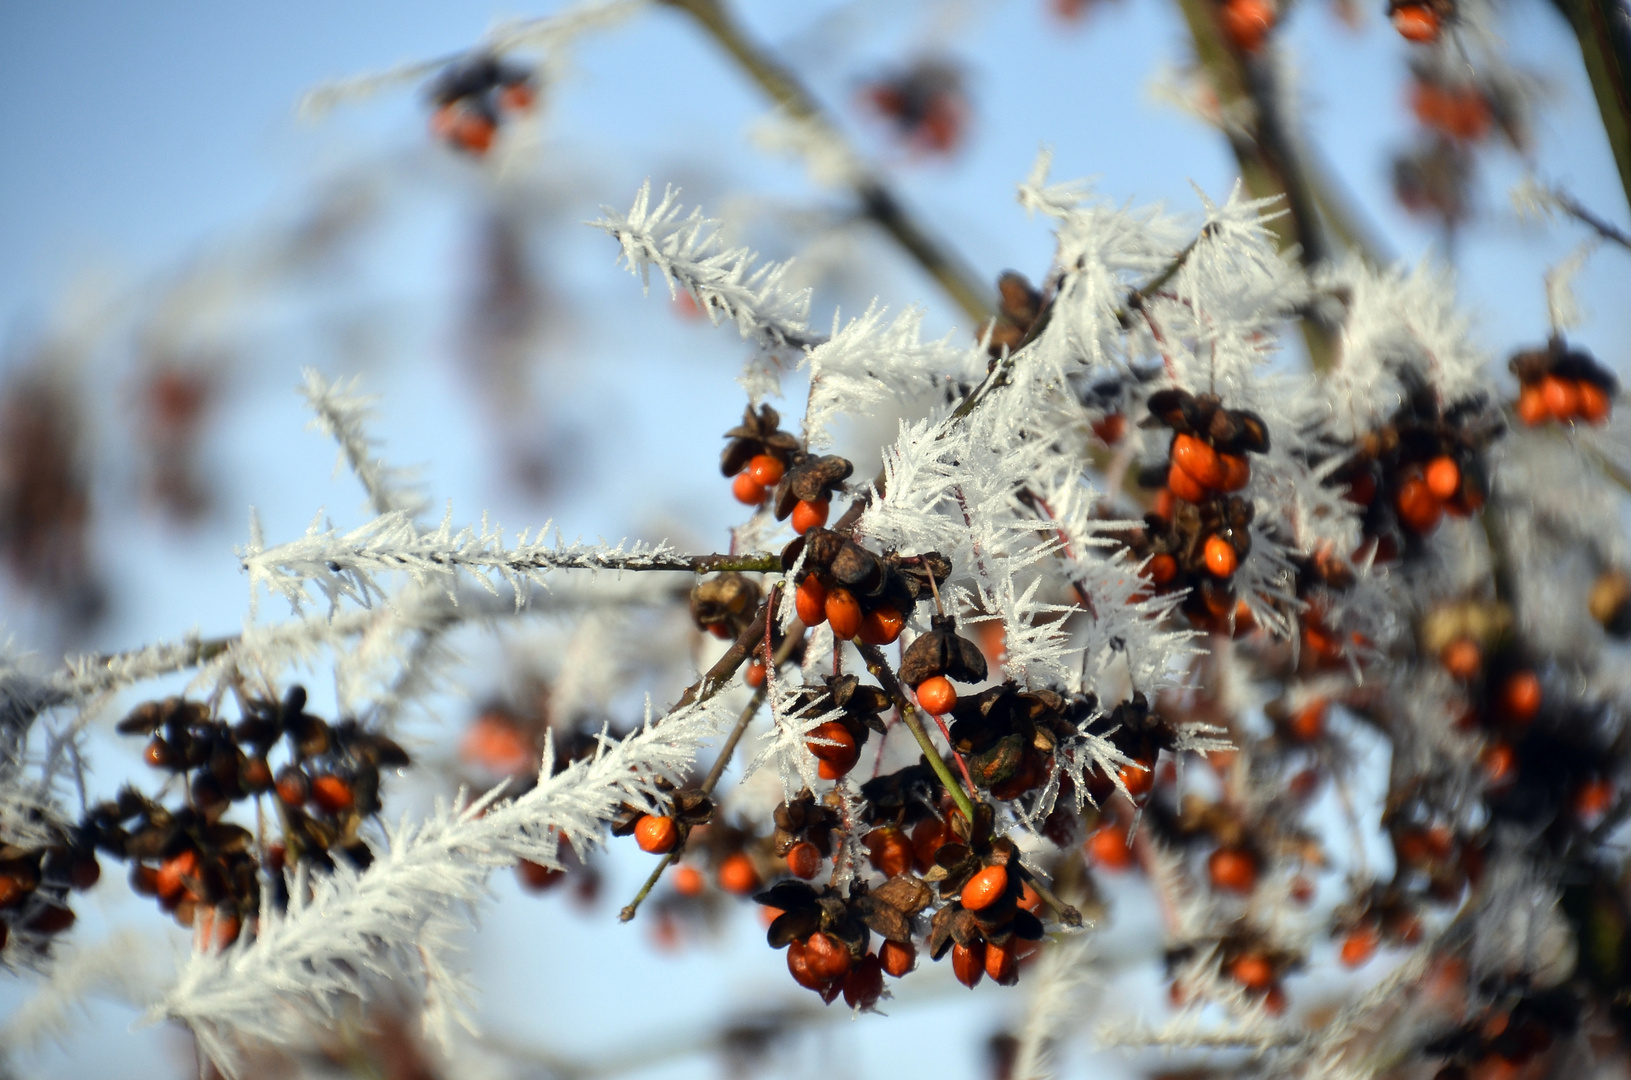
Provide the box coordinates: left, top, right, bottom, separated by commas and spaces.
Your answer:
1537, 181, 1631, 250
655, 0, 992, 325
1551, 0, 1631, 214
854, 641, 978, 825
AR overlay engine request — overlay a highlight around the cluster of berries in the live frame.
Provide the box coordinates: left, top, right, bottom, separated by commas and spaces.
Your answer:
1511, 338, 1617, 428
1411, 75, 1494, 142
722, 406, 853, 534
0, 818, 100, 955
1426, 985, 1580, 1080
785, 527, 946, 647
859, 59, 969, 157
1132, 389, 1268, 627
795, 676, 890, 781
427, 54, 536, 156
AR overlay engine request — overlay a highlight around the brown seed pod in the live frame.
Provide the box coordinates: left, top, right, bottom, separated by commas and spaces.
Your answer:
899, 614, 988, 687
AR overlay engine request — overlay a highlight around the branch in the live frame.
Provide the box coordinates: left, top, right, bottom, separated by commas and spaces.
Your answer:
854, 640, 978, 825
1552, 0, 1631, 214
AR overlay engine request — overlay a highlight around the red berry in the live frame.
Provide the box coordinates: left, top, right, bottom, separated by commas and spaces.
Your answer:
803, 931, 853, 980
1425, 456, 1461, 500
1579, 381, 1612, 424
1086, 823, 1135, 871
310, 774, 355, 814
516, 859, 564, 891
1289, 700, 1326, 741
817, 754, 858, 780
1231, 952, 1274, 990
1541, 375, 1580, 421
791, 498, 830, 534
865, 827, 914, 878
1221, 0, 1276, 50
672, 864, 705, 896
634, 815, 679, 854
1118, 759, 1155, 799
911, 817, 951, 871
1395, 476, 1443, 534
916, 675, 957, 715
156, 850, 199, 904
1219, 453, 1251, 492
718, 851, 760, 895
1441, 638, 1482, 680
1092, 413, 1127, 444
960, 865, 1008, 911
1391, 2, 1440, 41
825, 587, 863, 639
795, 577, 827, 627
1166, 460, 1209, 504
786, 939, 826, 991
1172, 433, 1226, 489
787, 841, 824, 880
732, 471, 767, 505
985, 939, 1018, 985
499, 82, 535, 112
1517, 384, 1548, 426
880, 938, 917, 977
1340, 925, 1379, 968
1499, 671, 1542, 723
1208, 846, 1258, 893
745, 660, 767, 688
843, 953, 885, 1008
858, 604, 905, 645
952, 941, 986, 988
1018, 880, 1043, 913
1144, 553, 1178, 586
806, 720, 858, 763
747, 454, 785, 486
1204, 535, 1239, 578
275, 768, 310, 808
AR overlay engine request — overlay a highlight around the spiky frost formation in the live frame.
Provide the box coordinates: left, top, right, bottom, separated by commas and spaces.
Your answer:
299, 368, 429, 519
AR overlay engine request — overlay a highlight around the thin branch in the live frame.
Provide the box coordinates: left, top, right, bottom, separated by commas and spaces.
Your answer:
854, 640, 978, 825
1551, 0, 1631, 214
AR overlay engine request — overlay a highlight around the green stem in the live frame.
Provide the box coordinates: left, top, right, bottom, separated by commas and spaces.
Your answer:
854, 641, 979, 825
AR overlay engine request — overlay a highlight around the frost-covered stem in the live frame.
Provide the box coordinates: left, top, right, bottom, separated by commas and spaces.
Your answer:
1540, 181, 1631, 249
656, 0, 992, 324
855, 641, 978, 824
1552, 0, 1631, 213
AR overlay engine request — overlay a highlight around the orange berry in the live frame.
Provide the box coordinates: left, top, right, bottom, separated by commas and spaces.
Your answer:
1517, 384, 1548, 426
1441, 637, 1482, 680
747, 453, 785, 486
951, 941, 986, 988
1219, 453, 1251, 492
916, 675, 957, 715
449, 111, 496, 155
672, 864, 705, 896
842, 953, 885, 1009
1391, 2, 1440, 40
462, 714, 534, 775
858, 604, 905, 646
818, 755, 857, 780
745, 660, 767, 688
517, 859, 564, 891
786, 840, 824, 880
1289, 700, 1326, 741
1144, 553, 1178, 586
791, 498, 830, 534
1340, 925, 1379, 968
865, 827, 914, 878
156, 850, 199, 904
195, 907, 241, 951
1263, 986, 1288, 1015
911, 817, 950, 870
718, 851, 760, 895
1092, 413, 1127, 444
786, 939, 826, 991
1086, 823, 1135, 871
1118, 759, 1155, 799
1395, 476, 1443, 533
1574, 778, 1614, 823
1172, 433, 1227, 489
960, 865, 1009, 911
1425, 456, 1461, 500
310, 774, 355, 814
1167, 460, 1209, 504
1289, 875, 1315, 904
1579, 381, 1612, 423
1208, 846, 1258, 894
985, 939, 1018, 985
1151, 488, 1176, 520
880, 938, 917, 977
795, 577, 828, 627
1542, 375, 1580, 421
634, 815, 680, 854
806, 720, 858, 762
1221, 0, 1275, 50
1230, 952, 1274, 990
1018, 880, 1042, 913
1499, 670, 1542, 723
1482, 741, 1517, 786
499, 82, 535, 112
803, 930, 853, 980
825, 587, 863, 639
1204, 535, 1238, 578
732, 471, 767, 505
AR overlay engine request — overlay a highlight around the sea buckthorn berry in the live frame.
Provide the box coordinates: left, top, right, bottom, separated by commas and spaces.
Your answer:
795, 577, 828, 627
985, 939, 1018, 985
1230, 952, 1274, 991
672, 864, 705, 896
1425, 456, 1461, 500
745, 660, 767, 688
1441, 637, 1482, 680
241, 755, 274, 793
915, 675, 958, 715
880, 938, 917, 977
1395, 476, 1443, 534
1499, 670, 1542, 723
1221, 0, 1275, 51
1517, 384, 1548, 426
803, 931, 853, 980
791, 498, 830, 535
1207, 846, 1258, 894
951, 941, 986, 988
1144, 553, 1178, 586
1542, 375, 1580, 421
786, 841, 824, 880
1289, 700, 1326, 741
806, 721, 858, 763
747, 453, 786, 486
732, 471, 767, 505
1166, 460, 1209, 504
1172, 433, 1226, 489
1340, 925, 1379, 968
961, 865, 1009, 911
1086, 822, 1135, 871
156, 850, 199, 904
843, 953, 885, 1008
858, 605, 905, 646
1579, 381, 1612, 423
1219, 453, 1251, 492
866, 827, 914, 878
718, 851, 761, 895
634, 814, 680, 854
1204, 535, 1239, 578
825, 587, 863, 639
1391, 1, 1440, 40
275, 767, 310, 808
1118, 760, 1154, 799
311, 774, 355, 814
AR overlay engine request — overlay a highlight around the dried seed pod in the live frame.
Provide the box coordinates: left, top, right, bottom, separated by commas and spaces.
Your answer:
774, 455, 854, 520
899, 615, 989, 687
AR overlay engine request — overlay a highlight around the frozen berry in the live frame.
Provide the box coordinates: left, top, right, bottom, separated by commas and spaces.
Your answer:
792, 498, 830, 535
310, 774, 355, 814
916, 675, 957, 715
795, 577, 828, 627
951, 941, 986, 988
866, 827, 914, 878
1231, 952, 1274, 990
1579, 381, 1612, 423
984, 939, 1018, 985
718, 851, 760, 895
825, 587, 863, 639
806, 720, 857, 762
1289, 700, 1326, 741
275, 767, 310, 808
1340, 925, 1379, 967
1517, 384, 1548, 426
634, 814, 680, 854
1542, 375, 1580, 421
1086, 823, 1135, 871
960, 865, 1008, 911
1425, 456, 1461, 500
745, 660, 767, 688
1395, 476, 1442, 533
859, 605, 905, 646
747, 454, 786, 486
787, 841, 824, 880
1441, 637, 1482, 680
1221, 0, 1276, 50
517, 859, 564, 891
1499, 670, 1542, 723
1219, 453, 1251, 492
1172, 433, 1226, 489
1118, 759, 1155, 799
1204, 535, 1239, 578
1145, 553, 1178, 586
1391, 2, 1440, 40
803, 930, 853, 980
156, 850, 199, 904
733, 471, 767, 505
843, 953, 885, 1008
1167, 460, 1209, 504
880, 938, 917, 977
